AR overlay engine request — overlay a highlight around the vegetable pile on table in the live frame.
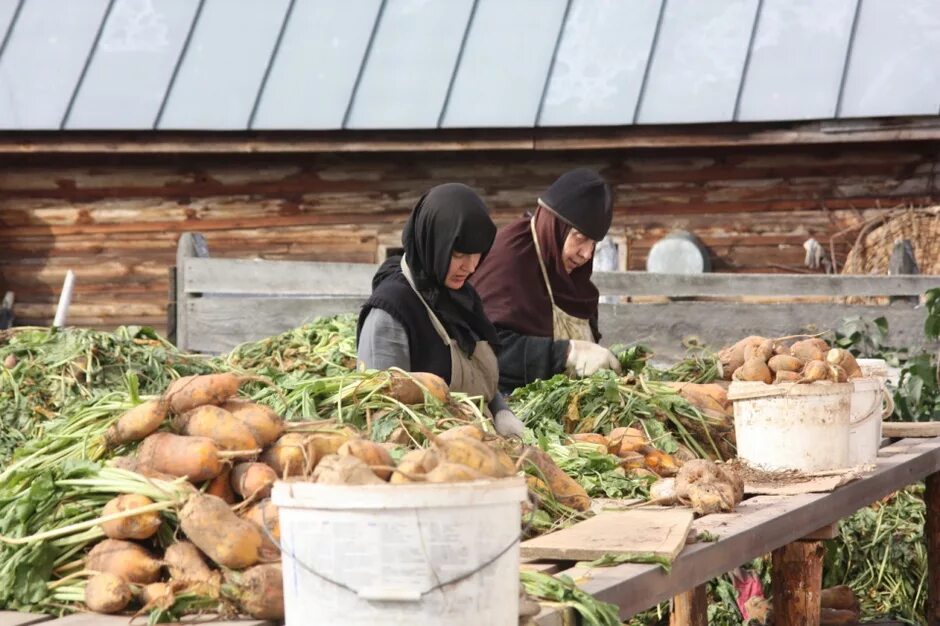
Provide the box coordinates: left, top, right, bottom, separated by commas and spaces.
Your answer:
1, 311, 936, 625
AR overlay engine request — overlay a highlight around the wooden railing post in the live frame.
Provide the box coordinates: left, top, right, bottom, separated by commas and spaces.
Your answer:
926, 471, 940, 625
669, 585, 707, 626
772, 539, 825, 626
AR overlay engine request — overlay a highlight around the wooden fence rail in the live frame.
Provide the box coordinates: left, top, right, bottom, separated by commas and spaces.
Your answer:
171, 233, 939, 357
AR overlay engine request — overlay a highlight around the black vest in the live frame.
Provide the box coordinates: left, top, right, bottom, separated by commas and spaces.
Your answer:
356, 274, 453, 382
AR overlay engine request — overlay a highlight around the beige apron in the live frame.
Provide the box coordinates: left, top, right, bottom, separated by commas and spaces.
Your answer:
401, 257, 499, 404
530, 218, 594, 342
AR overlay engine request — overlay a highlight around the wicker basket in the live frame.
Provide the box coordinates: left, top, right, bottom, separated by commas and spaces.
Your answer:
842, 207, 940, 276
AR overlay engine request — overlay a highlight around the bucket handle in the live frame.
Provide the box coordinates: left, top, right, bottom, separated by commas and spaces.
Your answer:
850, 383, 894, 426
263, 497, 527, 603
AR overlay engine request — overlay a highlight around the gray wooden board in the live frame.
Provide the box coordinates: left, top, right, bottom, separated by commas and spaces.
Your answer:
179, 255, 938, 298
520, 509, 694, 562
0, 613, 52, 626
179, 294, 928, 358
533, 437, 940, 623
592, 271, 939, 297
599, 301, 928, 361
184, 258, 377, 296
184, 296, 366, 354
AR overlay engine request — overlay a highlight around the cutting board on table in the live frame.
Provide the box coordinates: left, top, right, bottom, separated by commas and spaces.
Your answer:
520, 509, 694, 562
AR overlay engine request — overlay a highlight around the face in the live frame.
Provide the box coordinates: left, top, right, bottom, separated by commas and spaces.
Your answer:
562, 229, 596, 273
444, 251, 482, 289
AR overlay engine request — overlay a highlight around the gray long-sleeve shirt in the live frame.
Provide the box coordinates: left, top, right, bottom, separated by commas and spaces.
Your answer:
357, 308, 509, 415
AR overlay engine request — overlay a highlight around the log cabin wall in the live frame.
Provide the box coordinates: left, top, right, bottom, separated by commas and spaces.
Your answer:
2, 139, 939, 335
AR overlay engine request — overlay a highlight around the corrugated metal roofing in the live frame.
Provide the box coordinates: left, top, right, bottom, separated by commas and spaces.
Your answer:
0, 0, 938, 131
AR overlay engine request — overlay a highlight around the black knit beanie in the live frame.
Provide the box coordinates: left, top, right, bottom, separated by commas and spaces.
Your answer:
537, 168, 613, 242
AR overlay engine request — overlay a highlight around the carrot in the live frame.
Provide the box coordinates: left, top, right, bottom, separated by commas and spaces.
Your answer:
607, 426, 648, 455
227, 563, 284, 620
241, 500, 280, 562
439, 424, 484, 441
231, 462, 277, 500
104, 398, 168, 447
206, 465, 236, 504
774, 370, 802, 384
174, 405, 260, 452
391, 448, 440, 483
568, 433, 609, 449
425, 462, 488, 483
386, 370, 449, 404
86, 539, 162, 584
164, 373, 248, 414
433, 435, 512, 478
308, 430, 353, 464
261, 433, 314, 478
138, 432, 223, 482
644, 449, 681, 477
520, 446, 591, 511
312, 455, 384, 485
221, 399, 285, 448
179, 493, 263, 569
84, 572, 133, 614
337, 438, 394, 481
744, 338, 775, 363
100, 494, 162, 540
140, 582, 175, 610
164, 541, 216, 584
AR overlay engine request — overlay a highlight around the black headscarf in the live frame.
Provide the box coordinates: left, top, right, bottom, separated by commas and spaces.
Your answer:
371, 183, 499, 356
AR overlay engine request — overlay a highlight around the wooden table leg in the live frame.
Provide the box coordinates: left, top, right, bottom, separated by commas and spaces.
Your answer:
772, 540, 824, 626
669, 584, 707, 626
926, 471, 940, 625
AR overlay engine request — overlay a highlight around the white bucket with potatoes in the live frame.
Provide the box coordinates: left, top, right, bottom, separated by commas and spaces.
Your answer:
272, 477, 527, 626
848, 359, 893, 466
729, 381, 853, 472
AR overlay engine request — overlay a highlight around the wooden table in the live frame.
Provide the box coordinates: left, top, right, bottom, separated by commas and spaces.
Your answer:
533, 437, 940, 626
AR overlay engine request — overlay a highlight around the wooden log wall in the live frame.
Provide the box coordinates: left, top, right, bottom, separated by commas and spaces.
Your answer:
1, 140, 938, 335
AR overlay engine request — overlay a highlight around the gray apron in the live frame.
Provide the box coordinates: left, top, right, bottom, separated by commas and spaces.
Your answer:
530, 218, 594, 342
401, 257, 499, 404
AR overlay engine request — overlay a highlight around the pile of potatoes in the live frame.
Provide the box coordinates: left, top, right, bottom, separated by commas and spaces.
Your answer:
86, 371, 564, 617
649, 459, 744, 515
719, 336, 863, 385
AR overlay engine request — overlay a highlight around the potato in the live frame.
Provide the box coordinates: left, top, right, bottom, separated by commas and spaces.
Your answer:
312, 454, 384, 485
768, 354, 803, 373
732, 357, 773, 384
790, 338, 830, 363
391, 448, 440, 483
826, 349, 863, 379
802, 360, 830, 382
85, 572, 133, 614
337, 438, 394, 481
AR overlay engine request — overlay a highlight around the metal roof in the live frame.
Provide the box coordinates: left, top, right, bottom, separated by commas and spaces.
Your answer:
0, 0, 938, 131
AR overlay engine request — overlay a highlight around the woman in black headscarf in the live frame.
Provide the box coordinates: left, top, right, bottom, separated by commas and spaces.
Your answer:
472, 168, 621, 392
356, 183, 525, 437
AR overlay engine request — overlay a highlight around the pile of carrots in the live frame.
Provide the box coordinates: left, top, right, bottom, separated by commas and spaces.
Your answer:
79, 369, 576, 619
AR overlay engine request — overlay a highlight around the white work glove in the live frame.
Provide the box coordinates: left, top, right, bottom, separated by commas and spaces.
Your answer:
494, 409, 525, 439
566, 340, 622, 377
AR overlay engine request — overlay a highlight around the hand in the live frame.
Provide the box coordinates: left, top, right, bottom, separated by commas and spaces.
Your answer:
566, 340, 622, 377
493, 409, 525, 439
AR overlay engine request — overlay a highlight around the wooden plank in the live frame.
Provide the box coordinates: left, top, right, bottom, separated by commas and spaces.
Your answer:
520, 510, 693, 562
184, 258, 377, 296
174, 234, 196, 351
927, 471, 940, 625
883, 422, 940, 438
669, 585, 707, 626
592, 271, 939, 297
599, 301, 929, 361
802, 523, 840, 541
184, 296, 366, 354
536, 438, 940, 621
42, 614, 273, 626
520, 560, 566, 575
0, 613, 52, 626
772, 540, 824, 626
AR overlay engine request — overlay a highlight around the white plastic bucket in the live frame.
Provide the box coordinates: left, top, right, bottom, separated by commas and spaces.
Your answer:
728, 382, 852, 472
847, 376, 889, 465
272, 477, 528, 626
